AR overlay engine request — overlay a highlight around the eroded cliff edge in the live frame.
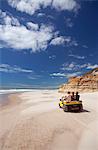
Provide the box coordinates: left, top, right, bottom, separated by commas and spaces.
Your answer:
59, 68, 98, 93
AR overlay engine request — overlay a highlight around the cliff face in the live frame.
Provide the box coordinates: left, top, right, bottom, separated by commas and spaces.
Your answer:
59, 68, 98, 93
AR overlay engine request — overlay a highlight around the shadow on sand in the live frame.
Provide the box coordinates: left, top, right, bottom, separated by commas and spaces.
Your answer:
68, 109, 90, 113
81, 109, 90, 113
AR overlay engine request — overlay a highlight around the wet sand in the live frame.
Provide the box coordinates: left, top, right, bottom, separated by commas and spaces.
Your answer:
0, 93, 21, 108
0, 94, 10, 106
0, 90, 98, 150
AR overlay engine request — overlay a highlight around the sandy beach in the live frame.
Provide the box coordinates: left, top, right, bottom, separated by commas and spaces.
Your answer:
0, 90, 98, 150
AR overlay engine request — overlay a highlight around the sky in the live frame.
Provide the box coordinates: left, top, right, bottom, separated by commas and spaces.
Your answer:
0, 0, 98, 89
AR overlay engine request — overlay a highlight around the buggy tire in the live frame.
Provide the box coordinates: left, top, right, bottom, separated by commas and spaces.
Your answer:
79, 104, 83, 112
59, 103, 62, 108
63, 105, 69, 112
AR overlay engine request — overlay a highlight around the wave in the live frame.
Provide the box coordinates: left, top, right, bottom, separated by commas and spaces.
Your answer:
0, 89, 34, 95
0, 89, 57, 95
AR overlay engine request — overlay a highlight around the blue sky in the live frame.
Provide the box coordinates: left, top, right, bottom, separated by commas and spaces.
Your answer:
0, 0, 98, 88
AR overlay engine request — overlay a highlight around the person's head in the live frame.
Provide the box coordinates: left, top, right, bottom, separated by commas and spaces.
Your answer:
67, 91, 70, 95
76, 92, 79, 95
72, 92, 74, 96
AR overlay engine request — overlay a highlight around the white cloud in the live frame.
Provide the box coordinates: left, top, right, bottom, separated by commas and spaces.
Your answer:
61, 62, 98, 71
79, 63, 90, 68
50, 36, 79, 47
0, 9, 20, 26
50, 71, 81, 78
49, 55, 56, 59
68, 40, 78, 47
52, 0, 77, 11
8, 0, 78, 15
64, 37, 71, 43
50, 36, 65, 45
0, 12, 54, 52
27, 22, 39, 30
0, 9, 79, 51
61, 62, 76, 71
86, 64, 98, 69
50, 72, 66, 77
69, 54, 85, 59
28, 74, 41, 80
65, 72, 81, 78
0, 8, 79, 52
0, 64, 33, 73
37, 13, 45, 17
8, 0, 51, 15
4, 16, 12, 25
0, 44, 3, 48
50, 36, 71, 46
0, 10, 6, 20
78, 63, 98, 69
11, 17, 20, 26
82, 45, 88, 48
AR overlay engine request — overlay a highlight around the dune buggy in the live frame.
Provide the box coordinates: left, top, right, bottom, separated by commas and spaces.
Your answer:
59, 99, 83, 112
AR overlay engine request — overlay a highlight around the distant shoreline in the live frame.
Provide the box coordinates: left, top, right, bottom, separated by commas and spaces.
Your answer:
0, 87, 58, 90
0, 88, 58, 95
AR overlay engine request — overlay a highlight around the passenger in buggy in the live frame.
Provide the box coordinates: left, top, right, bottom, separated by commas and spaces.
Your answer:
75, 92, 80, 101
65, 91, 72, 102
71, 91, 80, 101
60, 91, 80, 102
71, 92, 75, 101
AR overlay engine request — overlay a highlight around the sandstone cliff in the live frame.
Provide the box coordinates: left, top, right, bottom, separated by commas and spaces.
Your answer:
59, 68, 98, 93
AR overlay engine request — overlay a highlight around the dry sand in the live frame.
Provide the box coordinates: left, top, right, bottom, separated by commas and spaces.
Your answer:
0, 90, 98, 150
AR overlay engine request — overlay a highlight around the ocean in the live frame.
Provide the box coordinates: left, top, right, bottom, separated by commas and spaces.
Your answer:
0, 87, 58, 95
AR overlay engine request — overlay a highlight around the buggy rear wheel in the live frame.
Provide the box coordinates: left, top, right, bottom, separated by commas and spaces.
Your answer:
79, 104, 83, 111
63, 105, 69, 112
